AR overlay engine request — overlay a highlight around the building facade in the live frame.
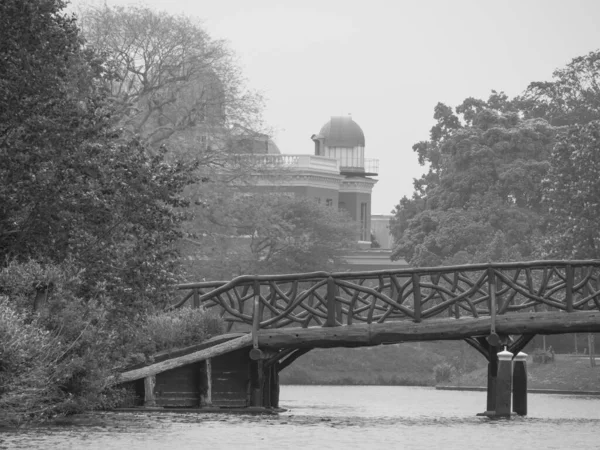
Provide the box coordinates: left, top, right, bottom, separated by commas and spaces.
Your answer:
247, 116, 378, 243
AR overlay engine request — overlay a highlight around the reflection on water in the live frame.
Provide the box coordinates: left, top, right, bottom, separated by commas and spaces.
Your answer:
1, 386, 599, 450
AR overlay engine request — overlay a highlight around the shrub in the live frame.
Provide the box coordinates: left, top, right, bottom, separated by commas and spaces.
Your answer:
0, 260, 225, 426
138, 307, 224, 354
0, 262, 127, 426
433, 362, 455, 383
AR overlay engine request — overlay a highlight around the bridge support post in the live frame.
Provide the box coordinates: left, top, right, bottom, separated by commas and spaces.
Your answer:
269, 363, 280, 408
512, 352, 527, 416
143, 375, 156, 407
200, 358, 212, 407
485, 345, 499, 413
495, 348, 513, 418
251, 360, 264, 407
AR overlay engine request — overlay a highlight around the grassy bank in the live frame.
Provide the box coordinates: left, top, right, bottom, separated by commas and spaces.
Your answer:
280, 343, 600, 393
443, 354, 600, 392
279, 341, 486, 386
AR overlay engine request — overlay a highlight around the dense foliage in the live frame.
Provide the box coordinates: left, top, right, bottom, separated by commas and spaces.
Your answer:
0, 0, 198, 316
0, 0, 209, 425
391, 94, 555, 266
522, 50, 600, 126
392, 48, 600, 267
543, 121, 600, 259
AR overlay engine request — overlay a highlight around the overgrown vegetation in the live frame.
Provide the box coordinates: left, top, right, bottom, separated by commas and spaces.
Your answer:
0, 0, 229, 426
137, 307, 224, 356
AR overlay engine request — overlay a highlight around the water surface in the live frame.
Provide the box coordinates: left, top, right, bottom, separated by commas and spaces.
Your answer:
1, 386, 599, 449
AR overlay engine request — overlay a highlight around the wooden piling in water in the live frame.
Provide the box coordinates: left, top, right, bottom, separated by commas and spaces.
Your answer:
144, 375, 156, 407
495, 348, 513, 418
486, 345, 498, 413
512, 352, 527, 416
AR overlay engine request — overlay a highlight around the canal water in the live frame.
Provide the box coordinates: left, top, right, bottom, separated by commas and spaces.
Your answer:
1, 386, 599, 449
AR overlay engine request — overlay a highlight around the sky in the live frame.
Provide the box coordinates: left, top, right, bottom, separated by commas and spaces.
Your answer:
73, 0, 600, 214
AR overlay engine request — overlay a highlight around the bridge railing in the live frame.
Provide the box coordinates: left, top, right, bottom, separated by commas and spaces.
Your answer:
174, 260, 600, 333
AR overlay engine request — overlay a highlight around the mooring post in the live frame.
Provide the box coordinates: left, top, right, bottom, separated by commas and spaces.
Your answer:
486, 345, 499, 413
270, 364, 280, 408
495, 348, 514, 418
512, 352, 527, 416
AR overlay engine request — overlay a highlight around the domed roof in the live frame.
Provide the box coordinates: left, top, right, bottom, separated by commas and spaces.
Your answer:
229, 124, 281, 154
319, 116, 365, 147
264, 138, 281, 155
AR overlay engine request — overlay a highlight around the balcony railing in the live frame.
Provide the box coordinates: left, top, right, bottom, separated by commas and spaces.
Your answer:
236, 154, 340, 174
234, 154, 378, 176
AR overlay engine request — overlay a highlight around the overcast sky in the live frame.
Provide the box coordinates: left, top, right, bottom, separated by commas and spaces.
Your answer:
73, 0, 600, 214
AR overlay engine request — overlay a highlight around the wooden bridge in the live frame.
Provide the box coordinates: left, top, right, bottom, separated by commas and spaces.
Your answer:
117, 260, 600, 417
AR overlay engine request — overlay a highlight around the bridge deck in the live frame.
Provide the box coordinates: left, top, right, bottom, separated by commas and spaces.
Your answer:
257, 311, 600, 348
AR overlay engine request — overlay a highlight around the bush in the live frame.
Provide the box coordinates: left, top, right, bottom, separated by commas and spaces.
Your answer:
0, 262, 127, 426
0, 300, 61, 418
0, 260, 225, 426
433, 362, 455, 383
532, 348, 555, 364
138, 307, 224, 354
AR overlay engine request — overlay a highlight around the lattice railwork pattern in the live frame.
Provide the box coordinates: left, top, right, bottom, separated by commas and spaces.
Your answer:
175, 261, 600, 332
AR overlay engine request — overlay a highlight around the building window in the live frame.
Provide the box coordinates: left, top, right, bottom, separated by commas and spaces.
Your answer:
360, 202, 368, 241
314, 197, 321, 204
326, 198, 333, 207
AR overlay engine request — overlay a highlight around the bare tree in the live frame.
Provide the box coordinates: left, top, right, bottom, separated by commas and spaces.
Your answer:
79, 5, 264, 151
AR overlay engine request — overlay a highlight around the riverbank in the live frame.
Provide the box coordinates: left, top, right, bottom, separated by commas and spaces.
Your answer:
440, 354, 600, 392
279, 341, 485, 386
436, 386, 600, 395
279, 344, 600, 392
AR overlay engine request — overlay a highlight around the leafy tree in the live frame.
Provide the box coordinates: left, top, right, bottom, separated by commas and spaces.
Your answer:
181, 194, 358, 279
1, 0, 102, 261
391, 94, 555, 266
0, 0, 197, 317
521, 50, 600, 126
542, 121, 600, 259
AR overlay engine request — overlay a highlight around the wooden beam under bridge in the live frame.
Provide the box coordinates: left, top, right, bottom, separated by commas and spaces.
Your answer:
257, 311, 600, 349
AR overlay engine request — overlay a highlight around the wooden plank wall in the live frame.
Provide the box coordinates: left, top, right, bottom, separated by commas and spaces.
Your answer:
155, 362, 203, 407
210, 348, 250, 408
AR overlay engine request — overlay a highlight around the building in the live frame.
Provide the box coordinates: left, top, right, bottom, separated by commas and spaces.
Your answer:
246, 116, 378, 243
232, 115, 409, 270
371, 214, 395, 249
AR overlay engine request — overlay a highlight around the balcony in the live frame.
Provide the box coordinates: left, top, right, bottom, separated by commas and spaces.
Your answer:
236, 154, 340, 174
234, 154, 378, 177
